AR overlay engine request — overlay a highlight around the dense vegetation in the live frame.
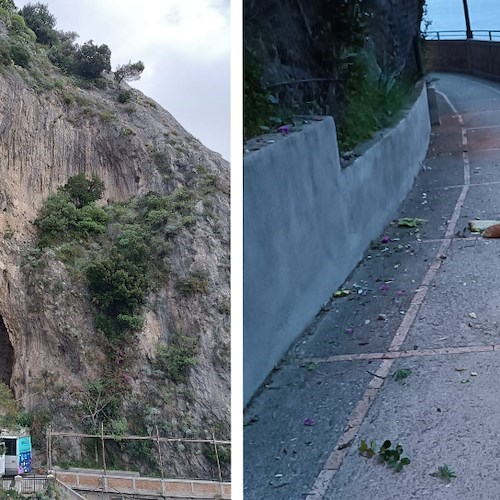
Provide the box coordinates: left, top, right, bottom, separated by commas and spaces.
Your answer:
244, 0, 424, 151
0, 1, 143, 91
36, 175, 197, 345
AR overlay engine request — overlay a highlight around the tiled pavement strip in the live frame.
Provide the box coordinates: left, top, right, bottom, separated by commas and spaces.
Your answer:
244, 75, 500, 500
304, 75, 499, 498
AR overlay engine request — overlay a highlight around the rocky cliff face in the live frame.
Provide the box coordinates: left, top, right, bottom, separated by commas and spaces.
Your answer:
244, 0, 423, 119
0, 50, 230, 479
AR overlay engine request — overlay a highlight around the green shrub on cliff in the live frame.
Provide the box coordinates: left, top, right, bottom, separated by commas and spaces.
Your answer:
36, 176, 198, 341
35, 175, 109, 247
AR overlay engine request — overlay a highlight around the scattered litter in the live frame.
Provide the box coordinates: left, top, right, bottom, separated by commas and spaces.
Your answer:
484, 224, 500, 238
461, 379, 469, 384
471, 372, 478, 377
275, 473, 283, 478
468, 220, 500, 233
334, 289, 352, 298
303, 418, 314, 426
398, 218, 426, 228
378, 314, 387, 321
455, 368, 466, 372
400, 311, 405, 315
365, 319, 371, 325
468, 312, 477, 319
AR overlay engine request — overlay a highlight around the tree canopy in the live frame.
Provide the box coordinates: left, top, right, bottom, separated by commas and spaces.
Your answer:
74, 40, 111, 79
19, 2, 57, 45
114, 60, 145, 86
63, 173, 105, 208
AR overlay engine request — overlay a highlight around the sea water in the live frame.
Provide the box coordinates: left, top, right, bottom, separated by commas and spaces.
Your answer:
425, 0, 500, 32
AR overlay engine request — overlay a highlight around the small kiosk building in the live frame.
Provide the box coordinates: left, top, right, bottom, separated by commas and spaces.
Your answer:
0, 429, 32, 476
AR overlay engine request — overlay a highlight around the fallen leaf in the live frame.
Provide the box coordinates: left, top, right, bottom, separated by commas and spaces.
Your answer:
398, 217, 427, 228
244, 416, 259, 426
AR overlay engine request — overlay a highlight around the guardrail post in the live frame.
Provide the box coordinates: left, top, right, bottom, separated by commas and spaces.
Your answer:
463, 0, 473, 39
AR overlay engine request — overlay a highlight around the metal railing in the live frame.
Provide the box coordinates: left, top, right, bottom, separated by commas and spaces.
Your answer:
426, 30, 500, 41
1, 474, 47, 493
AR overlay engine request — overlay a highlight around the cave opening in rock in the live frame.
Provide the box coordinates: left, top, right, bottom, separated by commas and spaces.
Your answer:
0, 315, 13, 385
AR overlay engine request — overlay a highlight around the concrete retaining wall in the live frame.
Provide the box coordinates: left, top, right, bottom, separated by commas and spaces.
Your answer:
243, 82, 430, 405
425, 39, 500, 81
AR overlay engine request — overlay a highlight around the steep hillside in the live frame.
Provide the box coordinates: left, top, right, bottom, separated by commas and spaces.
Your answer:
0, 4, 229, 481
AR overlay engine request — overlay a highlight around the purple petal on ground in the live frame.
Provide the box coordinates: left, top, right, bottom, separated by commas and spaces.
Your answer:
303, 418, 314, 426
380, 284, 390, 291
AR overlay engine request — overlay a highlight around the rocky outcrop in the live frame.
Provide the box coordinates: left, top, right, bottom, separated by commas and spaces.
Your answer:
0, 60, 230, 479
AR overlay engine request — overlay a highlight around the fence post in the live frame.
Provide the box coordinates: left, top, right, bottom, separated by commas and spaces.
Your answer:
212, 432, 223, 497
46, 426, 52, 472
155, 425, 165, 479
14, 475, 22, 494
47, 474, 56, 499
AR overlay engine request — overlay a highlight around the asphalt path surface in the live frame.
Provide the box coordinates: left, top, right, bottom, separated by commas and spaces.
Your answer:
244, 72, 500, 499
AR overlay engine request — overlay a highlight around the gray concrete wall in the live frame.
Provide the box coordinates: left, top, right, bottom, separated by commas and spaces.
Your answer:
244, 83, 430, 405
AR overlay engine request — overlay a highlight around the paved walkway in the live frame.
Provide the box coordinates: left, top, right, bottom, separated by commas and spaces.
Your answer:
244, 72, 500, 499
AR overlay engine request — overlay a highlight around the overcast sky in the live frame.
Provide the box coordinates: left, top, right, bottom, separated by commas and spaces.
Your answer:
15, 0, 230, 160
